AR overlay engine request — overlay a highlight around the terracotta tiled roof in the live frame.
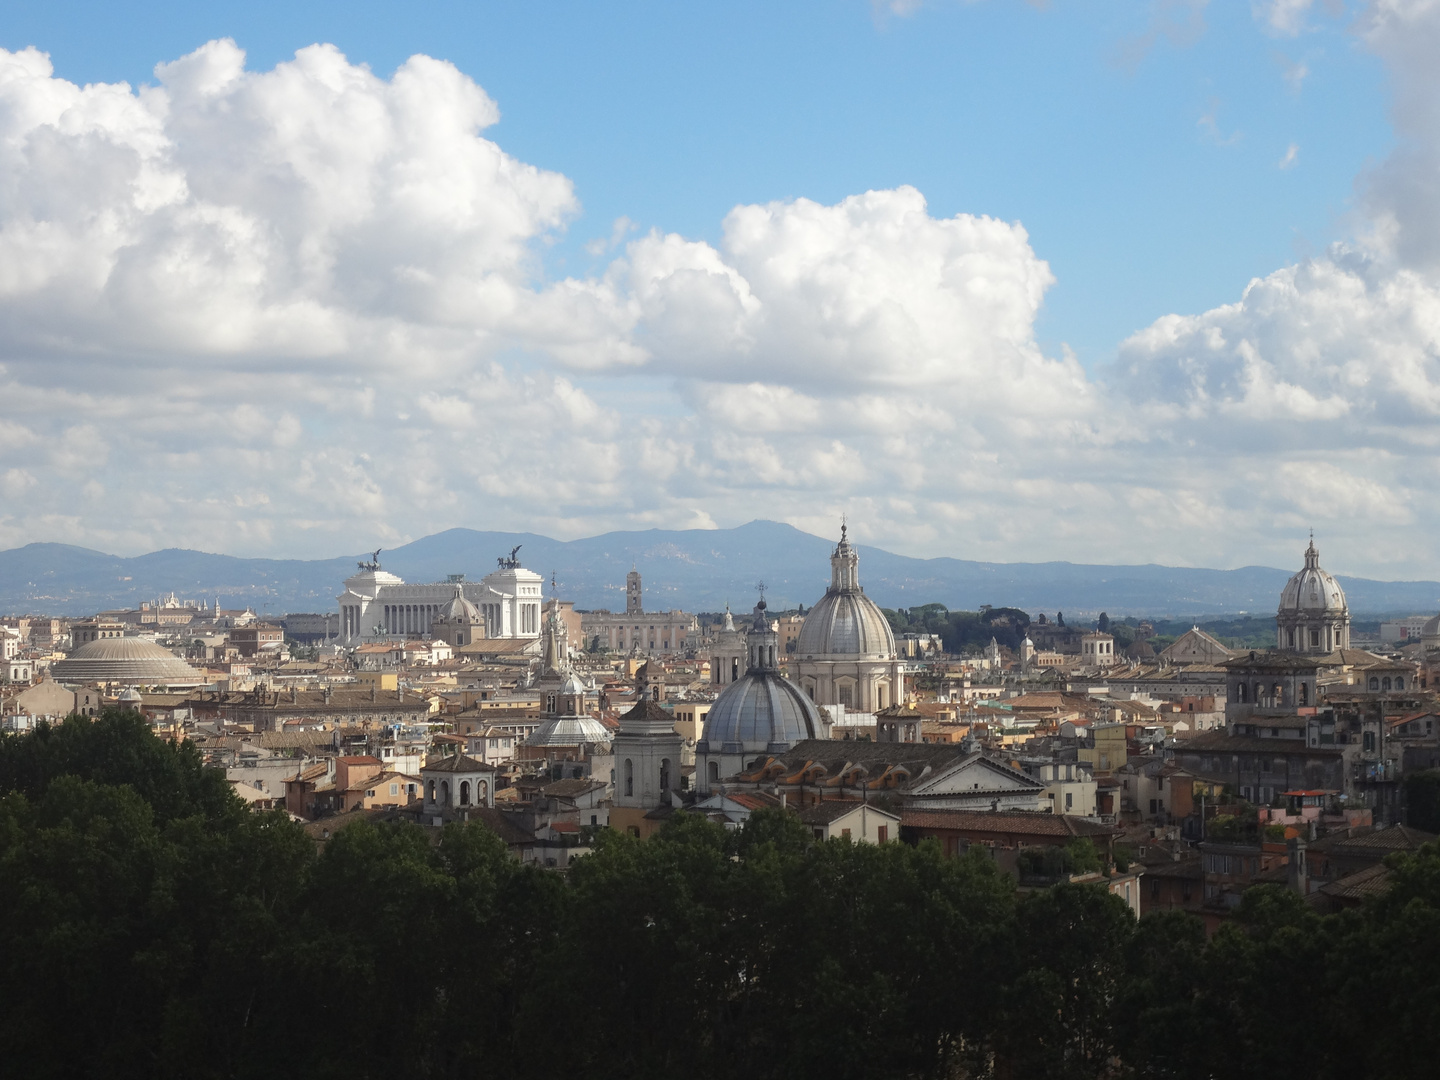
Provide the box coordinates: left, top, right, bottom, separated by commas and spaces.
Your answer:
1319, 861, 1393, 901
900, 809, 1116, 838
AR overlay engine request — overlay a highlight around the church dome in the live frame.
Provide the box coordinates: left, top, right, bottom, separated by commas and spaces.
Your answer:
703, 670, 819, 749
526, 713, 611, 747
52, 637, 205, 685
438, 586, 482, 624
705, 596, 820, 750
1278, 540, 1347, 616
795, 527, 896, 659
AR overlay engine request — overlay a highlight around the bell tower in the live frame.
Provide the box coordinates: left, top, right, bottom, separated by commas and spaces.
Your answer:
626, 569, 643, 614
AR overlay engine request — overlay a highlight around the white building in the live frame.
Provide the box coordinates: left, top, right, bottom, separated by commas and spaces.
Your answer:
1080, 632, 1117, 668
336, 549, 544, 647
1276, 538, 1351, 653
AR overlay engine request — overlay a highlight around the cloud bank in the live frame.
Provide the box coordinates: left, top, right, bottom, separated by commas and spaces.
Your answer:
1, 3, 1439, 582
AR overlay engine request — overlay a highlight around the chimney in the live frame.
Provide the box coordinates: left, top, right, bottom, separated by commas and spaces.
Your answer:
1287, 835, 1309, 896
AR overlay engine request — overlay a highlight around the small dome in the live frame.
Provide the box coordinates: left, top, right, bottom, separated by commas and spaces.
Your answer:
118, 687, 143, 705
52, 637, 204, 685
1278, 540, 1347, 616
560, 673, 587, 697
526, 714, 611, 747
438, 587, 482, 625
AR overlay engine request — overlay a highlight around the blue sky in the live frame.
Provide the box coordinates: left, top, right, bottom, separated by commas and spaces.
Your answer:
7, 0, 1390, 364
1, 0, 1438, 580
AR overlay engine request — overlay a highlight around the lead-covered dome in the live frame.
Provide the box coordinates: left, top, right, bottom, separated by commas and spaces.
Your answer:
51, 637, 205, 685
705, 670, 820, 749
704, 597, 821, 750
796, 527, 896, 659
1278, 540, 1347, 616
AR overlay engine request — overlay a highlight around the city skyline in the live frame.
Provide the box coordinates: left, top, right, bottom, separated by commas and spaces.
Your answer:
2, 1, 1438, 580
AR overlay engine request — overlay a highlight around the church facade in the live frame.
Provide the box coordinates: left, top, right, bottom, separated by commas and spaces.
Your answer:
579, 570, 697, 656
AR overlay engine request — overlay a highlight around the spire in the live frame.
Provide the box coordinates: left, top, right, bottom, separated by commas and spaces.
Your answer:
830, 524, 860, 592
1304, 535, 1320, 570
541, 607, 561, 675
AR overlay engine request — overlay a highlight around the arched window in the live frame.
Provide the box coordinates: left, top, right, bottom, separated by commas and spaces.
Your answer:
427, 779, 437, 802
441, 780, 451, 806
624, 759, 634, 797
1237, 683, 1248, 703
1254, 683, 1263, 704
708, 761, 719, 783
1299, 682, 1309, 705
1272, 684, 1283, 706
1396, 677, 1405, 691
460, 780, 471, 805
1382, 677, 1392, 692
660, 758, 671, 790
478, 780, 487, 803
547, 693, 556, 713
1369, 677, 1380, 691
731, 658, 739, 682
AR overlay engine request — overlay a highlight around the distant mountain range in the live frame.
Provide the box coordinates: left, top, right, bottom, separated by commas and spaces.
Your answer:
2, 520, 1438, 619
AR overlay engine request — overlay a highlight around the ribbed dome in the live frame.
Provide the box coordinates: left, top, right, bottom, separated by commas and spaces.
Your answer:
526, 714, 611, 747
52, 637, 204, 685
797, 592, 895, 657
438, 586, 482, 624
1278, 540, 1347, 616
703, 670, 819, 749
796, 528, 895, 658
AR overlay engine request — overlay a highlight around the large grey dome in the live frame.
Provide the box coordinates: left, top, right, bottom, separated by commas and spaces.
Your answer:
1278, 540, 1347, 616
796, 528, 896, 659
51, 637, 205, 685
796, 591, 895, 657
703, 670, 819, 750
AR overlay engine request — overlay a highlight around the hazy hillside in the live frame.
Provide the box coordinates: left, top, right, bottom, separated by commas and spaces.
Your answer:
2, 521, 1438, 618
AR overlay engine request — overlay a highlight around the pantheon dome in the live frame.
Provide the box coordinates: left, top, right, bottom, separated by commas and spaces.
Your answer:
51, 637, 206, 686
793, 526, 904, 713
1276, 538, 1350, 654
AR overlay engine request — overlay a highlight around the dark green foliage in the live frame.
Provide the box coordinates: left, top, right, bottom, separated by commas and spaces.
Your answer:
883, 604, 1032, 652
1404, 769, 1440, 833
4, 714, 1440, 1078
1016, 837, 1102, 881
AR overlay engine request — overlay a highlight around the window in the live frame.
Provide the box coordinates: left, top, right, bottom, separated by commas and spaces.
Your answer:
624, 759, 634, 797
1370, 677, 1380, 691
1065, 792, 1073, 810
389, 783, 399, 796
1383, 677, 1392, 692
1396, 677, 1405, 690
460, 780, 471, 805
841, 828, 851, 839
1287, 629, 1296, 648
